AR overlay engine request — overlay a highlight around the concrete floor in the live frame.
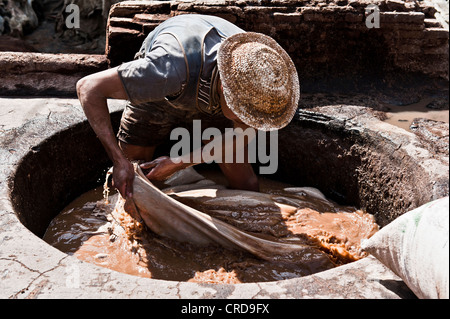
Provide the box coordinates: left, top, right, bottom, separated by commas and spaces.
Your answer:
0, 97, 421, 299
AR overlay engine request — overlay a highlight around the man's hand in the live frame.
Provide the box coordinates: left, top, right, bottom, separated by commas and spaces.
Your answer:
140, 156, 186, 181
112, 159, 135, 199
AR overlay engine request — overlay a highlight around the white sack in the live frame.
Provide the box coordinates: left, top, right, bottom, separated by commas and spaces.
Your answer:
361, 197, 449, 299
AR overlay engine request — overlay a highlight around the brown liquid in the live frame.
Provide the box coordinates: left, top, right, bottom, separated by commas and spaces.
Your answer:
383, 98, 449, 131
43, 170, 379, 284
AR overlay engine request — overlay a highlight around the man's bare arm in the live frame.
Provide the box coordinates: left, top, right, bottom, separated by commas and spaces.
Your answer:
76, 67, 134, 198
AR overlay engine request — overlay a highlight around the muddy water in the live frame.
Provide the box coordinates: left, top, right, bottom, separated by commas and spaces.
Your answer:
43, 170, 379, 284
384, 98, 449, 131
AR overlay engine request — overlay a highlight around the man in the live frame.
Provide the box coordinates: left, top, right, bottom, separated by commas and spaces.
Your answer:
77, 14, 300, 199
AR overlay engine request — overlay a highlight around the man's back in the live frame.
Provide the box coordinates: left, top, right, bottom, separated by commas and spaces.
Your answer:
118, 15, 244, 114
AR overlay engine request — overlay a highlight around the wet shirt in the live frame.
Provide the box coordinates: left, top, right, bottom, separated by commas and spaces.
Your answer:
116, 18, 227, 115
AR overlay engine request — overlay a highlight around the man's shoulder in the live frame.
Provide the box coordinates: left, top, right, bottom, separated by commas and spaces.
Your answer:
155, 14, 244, 38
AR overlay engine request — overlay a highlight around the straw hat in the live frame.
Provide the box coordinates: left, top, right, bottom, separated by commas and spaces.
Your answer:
217, 32, 300, 131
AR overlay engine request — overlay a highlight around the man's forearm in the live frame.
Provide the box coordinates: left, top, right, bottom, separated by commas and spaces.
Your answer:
77, 79, 127, 165
76, 69, 134, 198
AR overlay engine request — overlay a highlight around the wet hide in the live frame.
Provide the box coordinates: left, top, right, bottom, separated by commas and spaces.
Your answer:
118, 165, 322, 262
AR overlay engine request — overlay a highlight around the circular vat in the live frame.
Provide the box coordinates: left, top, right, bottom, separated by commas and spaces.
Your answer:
6, 105, 448, 296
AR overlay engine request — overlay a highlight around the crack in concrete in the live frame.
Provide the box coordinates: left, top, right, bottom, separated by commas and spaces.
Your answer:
5, 255, 69, 299
0, 257, 41, 274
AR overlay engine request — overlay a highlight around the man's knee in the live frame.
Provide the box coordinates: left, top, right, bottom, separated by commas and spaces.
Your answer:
241, 174, 259, 192
219, 163, 259, 192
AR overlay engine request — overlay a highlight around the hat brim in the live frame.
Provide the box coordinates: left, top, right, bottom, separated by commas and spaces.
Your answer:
217, 32, 300, 131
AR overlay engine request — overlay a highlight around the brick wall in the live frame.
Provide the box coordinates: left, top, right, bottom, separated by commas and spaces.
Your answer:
106, 0, 449, 82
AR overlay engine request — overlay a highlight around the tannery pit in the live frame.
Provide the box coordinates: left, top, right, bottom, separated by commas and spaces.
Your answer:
0, 0, 448, 299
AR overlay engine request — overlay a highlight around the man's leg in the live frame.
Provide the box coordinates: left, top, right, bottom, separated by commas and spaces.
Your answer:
218, 162, 259, 192
118, 140, 156, 162
200, 121, 259, 192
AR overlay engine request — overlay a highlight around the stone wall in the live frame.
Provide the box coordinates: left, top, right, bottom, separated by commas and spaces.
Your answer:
106, 0, 449, 83
0, 0, 38, 37
0, 52, 107, 96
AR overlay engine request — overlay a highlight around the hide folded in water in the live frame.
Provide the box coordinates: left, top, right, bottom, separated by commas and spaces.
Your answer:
117, 164, 328, 262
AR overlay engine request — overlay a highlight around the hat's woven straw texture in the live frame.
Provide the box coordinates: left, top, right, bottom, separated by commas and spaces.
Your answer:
217, 32, 300, 131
